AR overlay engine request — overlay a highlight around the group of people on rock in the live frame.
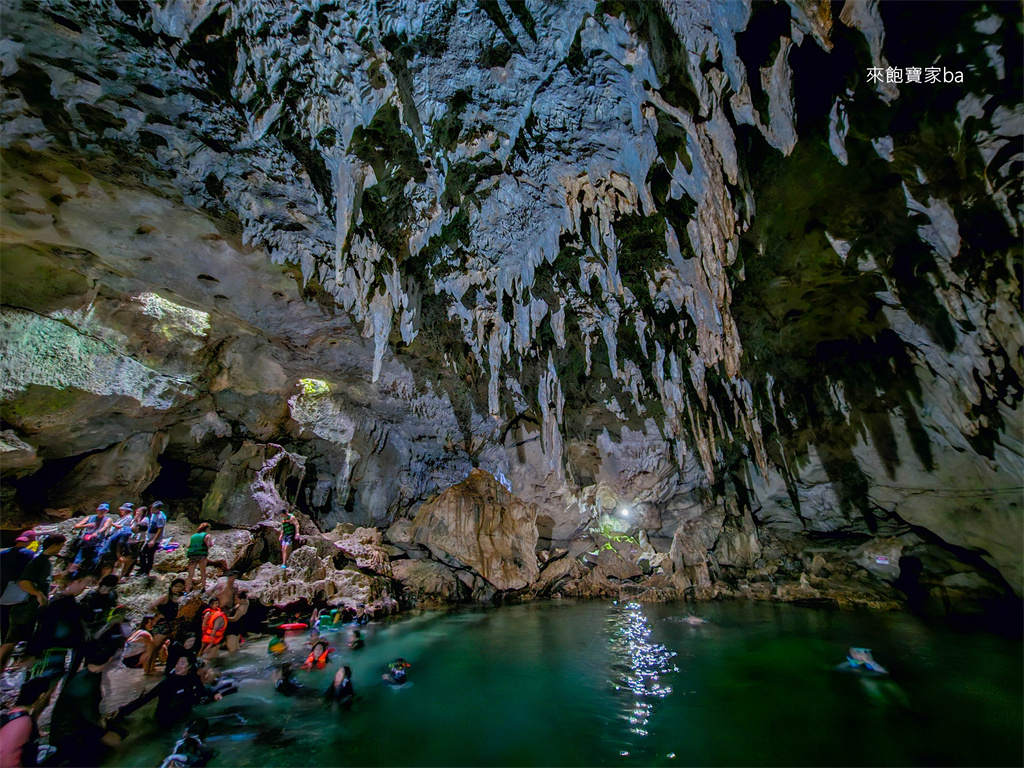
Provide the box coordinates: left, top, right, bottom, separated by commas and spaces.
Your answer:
0, 497, 254, 767
0, 502, 393, 768
0, 524, 135, 766
1, 498, 173, 679
67, 501, 169, 581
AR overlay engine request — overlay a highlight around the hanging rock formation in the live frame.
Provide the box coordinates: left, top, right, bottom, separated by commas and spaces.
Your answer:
0, 0, 1020, 603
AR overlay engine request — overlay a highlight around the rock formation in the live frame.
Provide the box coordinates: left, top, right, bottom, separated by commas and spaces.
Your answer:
403, 468, 539, 591
0, 0, 1020, 608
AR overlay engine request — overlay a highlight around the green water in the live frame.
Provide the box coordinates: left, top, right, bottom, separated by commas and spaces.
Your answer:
108, 601, 1022, 767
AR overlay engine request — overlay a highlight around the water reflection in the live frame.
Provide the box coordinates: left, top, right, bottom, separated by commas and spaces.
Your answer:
608, 601, 678, 737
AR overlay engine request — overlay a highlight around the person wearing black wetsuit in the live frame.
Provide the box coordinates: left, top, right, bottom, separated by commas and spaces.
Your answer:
324, 665, 354, 709
49, 641, 124, 767
118, 655, 220, 728
26, 575, 95, 676
165, 633, 199, 676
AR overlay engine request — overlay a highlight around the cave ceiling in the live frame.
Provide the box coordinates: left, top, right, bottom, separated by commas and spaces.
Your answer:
0, 0, 1021, 587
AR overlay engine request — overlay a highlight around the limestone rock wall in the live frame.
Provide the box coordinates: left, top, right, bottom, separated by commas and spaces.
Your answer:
0, 0, 1020, 596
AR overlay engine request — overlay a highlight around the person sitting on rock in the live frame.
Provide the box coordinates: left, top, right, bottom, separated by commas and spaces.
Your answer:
185, 524, 213, 594
70, 505, 112, 575
199, 597, 227, 659
278, 509, 299, 569
74, 504, 114, 540
122, 615, 157, 669
100, 506, 133, 569
144, 579, 186, 676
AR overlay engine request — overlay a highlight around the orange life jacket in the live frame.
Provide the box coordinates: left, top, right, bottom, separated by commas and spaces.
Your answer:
303, 646, 331, 669
202, 607, 227, 646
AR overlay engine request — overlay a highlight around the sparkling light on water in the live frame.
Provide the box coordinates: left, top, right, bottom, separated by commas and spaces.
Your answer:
608, 601, 678, 737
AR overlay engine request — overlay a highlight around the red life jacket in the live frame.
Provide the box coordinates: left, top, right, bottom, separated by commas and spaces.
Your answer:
303, 646, 331, 669
202, 607, 227, 645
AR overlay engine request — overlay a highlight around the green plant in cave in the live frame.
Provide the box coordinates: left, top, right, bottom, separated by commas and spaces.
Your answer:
592, 513, 629, 538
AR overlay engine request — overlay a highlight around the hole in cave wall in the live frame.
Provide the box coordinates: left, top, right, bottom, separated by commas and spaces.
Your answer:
5, 449, 101, 514
145, 453, 211, 519
536, 515, 555, 551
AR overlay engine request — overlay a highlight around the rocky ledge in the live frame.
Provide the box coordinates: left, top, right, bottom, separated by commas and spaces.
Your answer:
42, 468, 1012, 621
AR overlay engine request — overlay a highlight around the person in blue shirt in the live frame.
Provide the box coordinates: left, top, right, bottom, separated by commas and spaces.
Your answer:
138, 502, 167, 577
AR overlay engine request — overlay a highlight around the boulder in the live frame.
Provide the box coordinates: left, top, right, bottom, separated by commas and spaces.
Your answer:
236, 546, 396, 612
592, 545, 643, 580
391, 559, 467, 603
201, 442, 305, 528
153, 521, 255, 575
0, 430, 41, 477
533, 556, 588, 595
669, 507, 726, 569
48, 432, 168, 511
714, 509, 762, 568
852, 537, 903, 581
408, 469, 539, 591
329, 526, 393, 576
383, 518, 430, 559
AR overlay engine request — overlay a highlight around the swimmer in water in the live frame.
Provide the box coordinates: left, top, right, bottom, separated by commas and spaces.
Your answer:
346, 628, 364, 650
324, 665, 354, 708
302, 641, 332, 670
159, 719, 213, 768
382, 658, 410, 685
274, 662, 303, 696
683, 615, 707, 625
846, 647, 888, 674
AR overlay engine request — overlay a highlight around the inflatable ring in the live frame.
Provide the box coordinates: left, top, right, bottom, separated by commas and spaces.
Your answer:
277, 622, 308, 631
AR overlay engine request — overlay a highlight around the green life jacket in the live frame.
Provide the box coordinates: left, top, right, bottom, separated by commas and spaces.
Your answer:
187, 532, 209, 558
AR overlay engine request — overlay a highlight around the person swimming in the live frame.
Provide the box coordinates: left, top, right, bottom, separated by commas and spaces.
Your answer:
324, 665, 354, 708
302, 641, 332, 670
382, 658, 410, 685
346, 629, 364, 650
845, 647, 888, 674
274, 662, 303, 696
159, 719, 214, 768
